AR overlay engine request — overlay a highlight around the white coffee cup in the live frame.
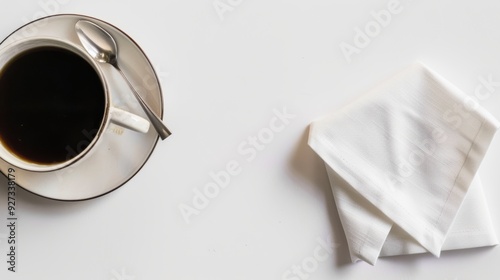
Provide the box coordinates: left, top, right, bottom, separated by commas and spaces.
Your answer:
0, 37, 150, 172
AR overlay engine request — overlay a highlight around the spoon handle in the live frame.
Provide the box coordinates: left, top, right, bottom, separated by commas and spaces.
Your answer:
115, 65, 171, 139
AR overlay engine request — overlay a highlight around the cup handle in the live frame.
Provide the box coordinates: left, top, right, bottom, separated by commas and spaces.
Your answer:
109, 107, 150, 133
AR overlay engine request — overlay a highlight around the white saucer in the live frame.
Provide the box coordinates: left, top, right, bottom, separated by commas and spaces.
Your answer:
0, 14, 163, 200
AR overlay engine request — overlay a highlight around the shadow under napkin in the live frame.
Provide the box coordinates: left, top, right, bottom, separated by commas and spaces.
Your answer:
288, 127, 352, 266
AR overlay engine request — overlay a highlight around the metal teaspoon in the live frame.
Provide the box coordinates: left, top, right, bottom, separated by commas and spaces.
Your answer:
75, 20, 171, 140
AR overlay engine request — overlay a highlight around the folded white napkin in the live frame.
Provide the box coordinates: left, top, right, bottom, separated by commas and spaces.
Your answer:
309, 63, 499, 265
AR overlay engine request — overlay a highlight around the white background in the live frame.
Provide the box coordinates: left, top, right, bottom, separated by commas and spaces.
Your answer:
1, 0, 500, 279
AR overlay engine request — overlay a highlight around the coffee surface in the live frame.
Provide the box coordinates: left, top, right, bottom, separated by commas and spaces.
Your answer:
0, 47, 105, 164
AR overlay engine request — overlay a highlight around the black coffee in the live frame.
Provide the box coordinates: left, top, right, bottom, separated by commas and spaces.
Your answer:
0, 47, 105, 165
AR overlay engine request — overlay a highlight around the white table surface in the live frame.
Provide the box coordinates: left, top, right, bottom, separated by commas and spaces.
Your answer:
1, 0, 500, 279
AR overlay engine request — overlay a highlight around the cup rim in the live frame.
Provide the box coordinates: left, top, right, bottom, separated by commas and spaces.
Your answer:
0, 37, 111, 172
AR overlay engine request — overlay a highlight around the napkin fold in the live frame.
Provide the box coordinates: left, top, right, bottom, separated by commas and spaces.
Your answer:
309, 63, 499, 265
